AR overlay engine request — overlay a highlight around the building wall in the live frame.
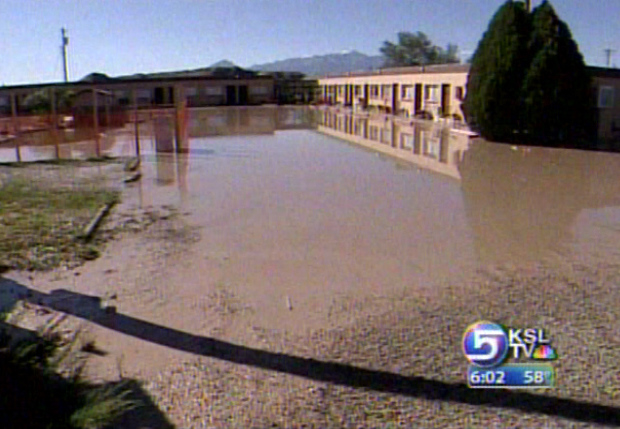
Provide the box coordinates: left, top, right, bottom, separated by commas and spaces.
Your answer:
318, 66, 469, 120
0, 77, 276, 113
592, 75, 620, 142
320, 65, 620, 143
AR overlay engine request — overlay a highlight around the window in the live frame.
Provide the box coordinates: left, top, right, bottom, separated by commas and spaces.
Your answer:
381, 128, 391, 144
401, 85, 414, 100
369, 126, 379, 141
599, 86, 615, 108
456, 86, 465, 101
136, 89, 151, 98
354, 85, 361, 96
370, 85, 379, 98
425, 85, 440, 103
400, 133, 414, 149
381, 85, 391, 98
205, 86, 223, 96
136, 89, 151, 104
185, 87, 198, 97
113, 90, 130, 106
250, 86, 270, 95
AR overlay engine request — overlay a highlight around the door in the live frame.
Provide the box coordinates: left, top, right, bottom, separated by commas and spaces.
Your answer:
226, 85, 237, 105
414, 84, 423, 114
238, 85, 248, 105
441, 84, 451, 117
392, 83, 399, 114
154, 87, 165, 105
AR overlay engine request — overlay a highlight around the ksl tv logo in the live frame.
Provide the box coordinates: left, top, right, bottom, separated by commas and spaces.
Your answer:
462, 321, 558, 367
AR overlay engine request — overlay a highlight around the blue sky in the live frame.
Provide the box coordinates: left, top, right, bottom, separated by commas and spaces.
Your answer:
1, 0, 618, 85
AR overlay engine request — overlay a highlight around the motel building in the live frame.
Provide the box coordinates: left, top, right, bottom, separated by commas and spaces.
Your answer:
0, 68, 275, 116
317, 64, 620, 143
0, 66, 318, 136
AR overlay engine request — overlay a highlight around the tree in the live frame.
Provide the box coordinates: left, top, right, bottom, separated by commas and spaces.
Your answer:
380, 32, 460, 67
23, 89, 52, 114
520, 1, 594, 145
22, 88, 76, 114
462, 1, 531, 141
464, 0, 594, 145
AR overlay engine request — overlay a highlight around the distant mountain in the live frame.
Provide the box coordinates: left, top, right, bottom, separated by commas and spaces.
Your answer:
209, 59, 237, 68
250, 51, 385, 76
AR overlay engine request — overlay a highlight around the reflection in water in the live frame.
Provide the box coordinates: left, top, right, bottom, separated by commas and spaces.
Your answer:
97, 106, 620, 334
153, 116, 176, 186
154, 117, 175, 153
186, 106, 316, 137
0, 127, 137, 163
316, 109, 620, 266
0, 107, 318, 163
317, 109, 471, 180
458, 142, 620, 265
8, 106, 620, 272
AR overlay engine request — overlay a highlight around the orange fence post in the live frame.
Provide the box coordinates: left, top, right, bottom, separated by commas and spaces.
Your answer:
50, 88, 60, 160
132, 89, 141, 158
10, 93, 21, 162
174, 85, 187, 153
92, 88, 101, 157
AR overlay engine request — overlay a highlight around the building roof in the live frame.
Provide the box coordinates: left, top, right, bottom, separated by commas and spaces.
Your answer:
0, 66, 273, 92
588, 66, 620, 79
320, 63, 470, 79
318, 64, 620, 80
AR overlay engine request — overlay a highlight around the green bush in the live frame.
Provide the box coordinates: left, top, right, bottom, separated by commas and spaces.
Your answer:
0, 320, 137, 428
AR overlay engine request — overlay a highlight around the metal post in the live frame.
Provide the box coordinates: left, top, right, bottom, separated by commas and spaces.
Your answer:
61, 28, 70, 82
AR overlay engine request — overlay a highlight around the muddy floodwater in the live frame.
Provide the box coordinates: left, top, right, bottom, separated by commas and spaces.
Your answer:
132, 106, 620, 298
6, 106, 620, 379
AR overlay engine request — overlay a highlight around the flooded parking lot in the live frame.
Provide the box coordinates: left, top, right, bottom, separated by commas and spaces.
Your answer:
3, 106, 620, 426
5, 106, 620, 336
123, 107, 620, 306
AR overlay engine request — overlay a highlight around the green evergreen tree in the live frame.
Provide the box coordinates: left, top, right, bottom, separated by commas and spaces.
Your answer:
521, 1, 593, 145
463, 1, 531, 141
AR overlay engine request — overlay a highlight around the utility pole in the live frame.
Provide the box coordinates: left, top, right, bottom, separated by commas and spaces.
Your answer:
604, 48, 616, 68
61, 28, 69, 82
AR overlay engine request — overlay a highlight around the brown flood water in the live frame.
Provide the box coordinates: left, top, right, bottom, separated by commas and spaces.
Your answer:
9, 106, 620, 376
120, 107, 620, 321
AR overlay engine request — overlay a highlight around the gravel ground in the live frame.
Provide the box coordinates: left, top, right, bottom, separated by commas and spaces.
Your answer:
140, 260, 620, 428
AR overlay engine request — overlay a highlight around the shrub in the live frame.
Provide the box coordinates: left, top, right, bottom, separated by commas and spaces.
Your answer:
0, 319, 137, 428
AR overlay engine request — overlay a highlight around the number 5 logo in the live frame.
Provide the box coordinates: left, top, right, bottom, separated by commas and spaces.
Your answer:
471, 329, 502, 359
463, 322, 508, 367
